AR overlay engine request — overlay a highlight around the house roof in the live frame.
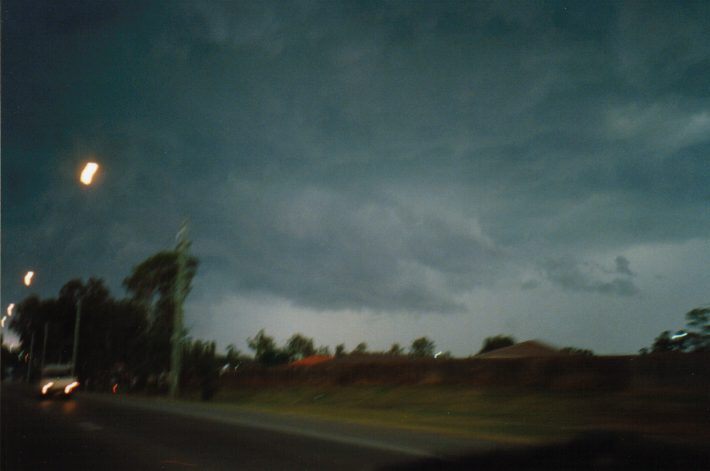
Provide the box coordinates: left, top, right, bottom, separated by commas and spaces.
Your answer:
476, 340, 559, 358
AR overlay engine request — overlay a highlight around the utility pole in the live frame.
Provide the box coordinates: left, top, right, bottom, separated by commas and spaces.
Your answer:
71, 296, 82, 377
169, 222, 190, 399
41, 323, 49, 372
26, 331, 35, 383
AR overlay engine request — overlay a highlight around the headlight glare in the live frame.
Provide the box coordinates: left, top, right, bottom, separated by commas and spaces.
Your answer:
64, 382, 79, 394
42, 382, 55, 394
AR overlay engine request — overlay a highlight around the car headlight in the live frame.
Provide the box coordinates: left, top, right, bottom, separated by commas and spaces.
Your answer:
42, 382, 55, 394
64, 382, 79, 394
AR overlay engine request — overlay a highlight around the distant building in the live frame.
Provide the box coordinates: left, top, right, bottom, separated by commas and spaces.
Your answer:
476, 340, 559, 358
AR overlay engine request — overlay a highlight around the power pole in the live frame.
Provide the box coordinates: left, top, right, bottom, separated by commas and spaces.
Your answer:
26, 331, 35, 383
41, 323, 49, 372
169, 222, 190, 399
71, 296, 82, 377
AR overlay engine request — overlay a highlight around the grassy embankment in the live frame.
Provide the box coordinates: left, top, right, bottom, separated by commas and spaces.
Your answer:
194, 385, 709, 445
175, 355, 710, 444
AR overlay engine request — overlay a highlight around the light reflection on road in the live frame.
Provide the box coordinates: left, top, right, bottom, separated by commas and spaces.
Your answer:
62, 401, 77, 414
37, 398, 79, 415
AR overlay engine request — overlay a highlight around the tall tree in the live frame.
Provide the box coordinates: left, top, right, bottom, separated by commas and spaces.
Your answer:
285, 333, 316, 360
335, 344, 346, 357
9, 278, 148, 385
409, 337, 435, 357
225, 344, 241, 368
247, 329, 289, 366
247, 329, 277, 360
182, 339, 219, 400
10, 295, 44, 353
123, 250, 198, 374
387, 343, 404, 356
123, 251, 199, 305
0, 344, 22, 380
64, 278, 147, 385
316, 345, 331, 356
650, 331, 686, 353
645, 307, 710, 354
352, 342, 368, 355
686, 307, 710, 352
559, 347, 594, 356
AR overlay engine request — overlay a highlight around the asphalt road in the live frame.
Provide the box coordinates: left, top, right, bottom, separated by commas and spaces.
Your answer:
5, 383, 710, 470
1, 383, 490, 470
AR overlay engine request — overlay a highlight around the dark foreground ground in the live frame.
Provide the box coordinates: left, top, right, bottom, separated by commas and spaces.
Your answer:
3, 382, 709, 470
386, 433, 710, 470
1, 382, 492, 470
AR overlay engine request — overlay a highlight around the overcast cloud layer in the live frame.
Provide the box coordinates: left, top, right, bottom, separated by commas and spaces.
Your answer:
3, 0, 709, 355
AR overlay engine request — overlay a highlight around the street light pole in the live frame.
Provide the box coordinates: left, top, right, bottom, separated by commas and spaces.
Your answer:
26, 331, 35, 383
68, 162, 97, 378
41, 322, 49, 372
16, 161, 99, 382
169, 222, 190, 399
71, 296, 82, 377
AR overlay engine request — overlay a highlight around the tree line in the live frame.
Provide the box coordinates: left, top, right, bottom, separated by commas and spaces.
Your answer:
5, 250, 217, 396
641, 307, 710, 354
7, 242, 704, 400
234, 331, 595, 367
238, 330, 447, 366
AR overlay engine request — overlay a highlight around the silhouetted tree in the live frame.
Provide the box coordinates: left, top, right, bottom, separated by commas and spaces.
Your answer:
645, 307, 710, 354
247, 329, 276, 360
1, 344, 22, 380
335, 344, 346, 357
225, 344, 241, 368
560, 347, 594, 356
247, 329, 289, 366
686, 307, 710, 352
182, 340, 219, 400
10, 295, 50, 363
9, 278, 148, 386
651, 331, 688, 353
410, 337, 435, 357
123, 251, 199, 306
286, 333, 316, 360
387, 343, 404, 355
352, 342, 368, 355
123, 250, 198, 374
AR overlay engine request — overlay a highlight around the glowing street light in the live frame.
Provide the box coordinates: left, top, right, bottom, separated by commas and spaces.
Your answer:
80, 162, 100, 185
24, 271, 35, 287
7, 303, 15, 317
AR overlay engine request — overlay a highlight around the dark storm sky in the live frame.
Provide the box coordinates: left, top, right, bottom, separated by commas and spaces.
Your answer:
3, 0, 709, 354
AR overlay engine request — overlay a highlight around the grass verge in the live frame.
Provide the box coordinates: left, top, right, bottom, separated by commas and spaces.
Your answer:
189, 385, 710, 445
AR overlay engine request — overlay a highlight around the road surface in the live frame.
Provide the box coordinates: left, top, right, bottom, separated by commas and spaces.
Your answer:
1, 382, 494, 470
4, 383, 708, 470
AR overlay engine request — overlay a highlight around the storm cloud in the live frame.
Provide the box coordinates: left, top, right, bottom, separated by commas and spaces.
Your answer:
3, 0, 709, 354
540, 257, 639, 297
